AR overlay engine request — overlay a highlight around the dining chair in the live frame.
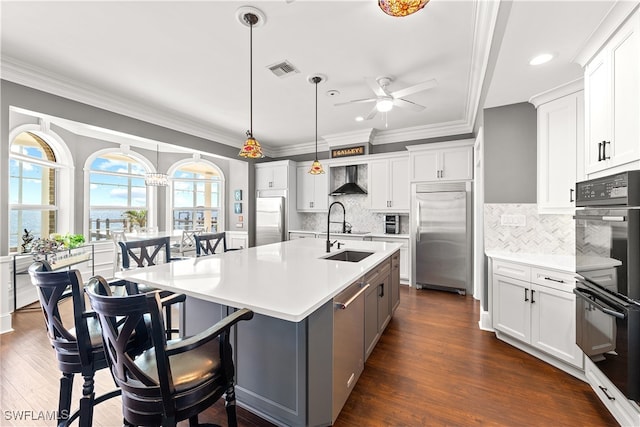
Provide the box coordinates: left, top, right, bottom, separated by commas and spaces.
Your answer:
86, 276, 254, 427
174, 229, 200, 257
111, 230, 127, 277
194, 232, 235, 256
118, 236, 186, 339
28, 262, 125, 427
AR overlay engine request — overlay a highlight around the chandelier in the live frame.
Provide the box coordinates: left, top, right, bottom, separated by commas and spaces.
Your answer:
145, 144, 168, 187
379, 0, 429, 17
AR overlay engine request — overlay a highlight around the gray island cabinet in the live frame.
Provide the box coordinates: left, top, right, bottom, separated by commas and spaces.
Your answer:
117, 238, 401, 427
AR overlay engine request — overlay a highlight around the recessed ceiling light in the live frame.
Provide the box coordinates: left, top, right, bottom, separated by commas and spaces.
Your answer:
355, 116, 364, 122
529, 53, 553, 66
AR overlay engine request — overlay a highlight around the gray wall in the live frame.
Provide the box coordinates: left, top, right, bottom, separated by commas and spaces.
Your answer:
483, 102, 537, 203
1, 80, 251, 255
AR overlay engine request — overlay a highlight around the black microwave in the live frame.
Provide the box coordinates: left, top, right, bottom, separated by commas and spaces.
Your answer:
384, 215, 399, 234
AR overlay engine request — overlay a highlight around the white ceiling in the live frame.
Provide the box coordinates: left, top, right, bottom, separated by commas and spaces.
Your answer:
0, 1, 616, 157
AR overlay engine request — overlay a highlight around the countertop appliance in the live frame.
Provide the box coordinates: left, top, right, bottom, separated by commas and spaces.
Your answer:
384, 215, 400, 234
574, 171, 640, 403
256, 196, 285, 246
410, 181, 472, 294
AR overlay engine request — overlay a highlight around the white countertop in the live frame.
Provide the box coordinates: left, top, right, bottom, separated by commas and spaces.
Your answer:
485, 251, 575, 272
117, 238, 402, 322
289, 230, 410, 239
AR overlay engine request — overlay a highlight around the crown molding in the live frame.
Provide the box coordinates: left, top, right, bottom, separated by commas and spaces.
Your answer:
323, 128, 376, 148
573, 1, 639, 67
371, 119, 472, 145
528, 78, 584, 108
1, 55, 245, 150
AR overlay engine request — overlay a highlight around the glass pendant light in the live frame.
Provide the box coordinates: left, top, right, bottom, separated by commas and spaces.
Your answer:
239, 11, 264, 159
145, 144, 169, 187
379, 0, 429, 17
308, 75, 325, 175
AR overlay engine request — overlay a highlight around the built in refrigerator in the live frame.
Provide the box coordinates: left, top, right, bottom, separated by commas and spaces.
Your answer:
411, 181, 472, 294
256, 196, 286, 246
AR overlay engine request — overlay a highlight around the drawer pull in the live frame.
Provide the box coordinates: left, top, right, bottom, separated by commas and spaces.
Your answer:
524, 288, 529, 302
544, 276, 565, 284
599, 386, 616, 401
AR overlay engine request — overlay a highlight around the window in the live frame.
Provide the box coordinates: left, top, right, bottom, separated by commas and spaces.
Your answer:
171, 161, 222, 232
88, 152, 147, 240
9, 132, 59, 251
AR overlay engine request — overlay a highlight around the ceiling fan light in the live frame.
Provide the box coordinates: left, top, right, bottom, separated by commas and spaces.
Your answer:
376, 98, 394, 112
379, 0, 429, 17
239, 134, 264, 159
309, 159, 325, 175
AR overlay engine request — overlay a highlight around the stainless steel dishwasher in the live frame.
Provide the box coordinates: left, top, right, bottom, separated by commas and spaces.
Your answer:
332, 280, 369, 423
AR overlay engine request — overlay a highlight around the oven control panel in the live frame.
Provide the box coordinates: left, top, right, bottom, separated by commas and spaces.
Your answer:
576, 171, 640, 207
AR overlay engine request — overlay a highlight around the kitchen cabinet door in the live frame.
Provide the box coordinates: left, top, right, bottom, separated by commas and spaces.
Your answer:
296, 165, 328, 212
536, 90, 584, 214
364, 283, 379, 361
493, 275, 531, 343
439, 146, 474, 181
391, 250, 401, 313
368, 157, 409, 212
530, 284, 583, 368
256, 162, 289, 190
408, 141, 473, 182
410, 150, 439, 181
584, 10, 640, 175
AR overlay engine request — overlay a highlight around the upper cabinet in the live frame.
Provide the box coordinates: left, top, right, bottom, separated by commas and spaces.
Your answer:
256, 161, 291, 190
368, 155, 410, 212
296, 164, 329, 212
407, 140, 474, 182
530, 80, 584, 214
584, 10, 640, 175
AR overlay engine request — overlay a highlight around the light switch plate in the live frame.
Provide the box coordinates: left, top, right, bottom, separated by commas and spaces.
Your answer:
500, 214, 526, 227
235, 223, 244, 228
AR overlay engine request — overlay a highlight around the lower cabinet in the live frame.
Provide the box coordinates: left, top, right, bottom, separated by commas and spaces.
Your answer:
491, 259, 583, 371
364, 257, 392, 361
369, 236, 410, 282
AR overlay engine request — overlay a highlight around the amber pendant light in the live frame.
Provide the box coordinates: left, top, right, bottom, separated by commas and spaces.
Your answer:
379, 0, 429, 17
238, 10, 265, 159
308, 75, 325, 175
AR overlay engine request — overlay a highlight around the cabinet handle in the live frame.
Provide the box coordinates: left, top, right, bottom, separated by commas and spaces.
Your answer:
379, 283, 384, 298
599, 386, 616, 401
524, 288, 529, 302
544, 276, 564, 284
569, 189, 574, 203
598, 141, 603, 161
603, 141, 611, 160
531, 289, 536, 304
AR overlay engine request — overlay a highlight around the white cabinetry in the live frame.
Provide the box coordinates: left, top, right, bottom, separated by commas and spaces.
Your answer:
369, 236, 409, 283
530, 81, 584, 214
368, 155, 410, 212
584, 10, 640, 176
296, 165, 329, 212
491, 259, 583, 372
256, 161, 290, 190
407, 140, 474, 182
225, 231, 248, 249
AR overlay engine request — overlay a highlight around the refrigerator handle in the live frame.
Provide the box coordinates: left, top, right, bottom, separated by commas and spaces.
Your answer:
416, 201, 421, 242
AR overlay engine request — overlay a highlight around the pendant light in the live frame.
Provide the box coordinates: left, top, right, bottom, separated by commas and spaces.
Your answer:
145, 144, 168, 187
379, 0, 429, 17
238, 9, 265, 159
308, 75, 325, 175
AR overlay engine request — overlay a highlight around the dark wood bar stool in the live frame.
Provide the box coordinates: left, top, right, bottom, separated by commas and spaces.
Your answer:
28, 262, 124, 427
86, 276, 253, 427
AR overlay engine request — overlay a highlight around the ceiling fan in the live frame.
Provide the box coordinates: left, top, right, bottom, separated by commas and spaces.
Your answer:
335, 76, 437, 120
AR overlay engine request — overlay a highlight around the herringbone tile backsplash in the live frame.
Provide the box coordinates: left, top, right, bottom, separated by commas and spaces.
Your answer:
484, 204, 574, 256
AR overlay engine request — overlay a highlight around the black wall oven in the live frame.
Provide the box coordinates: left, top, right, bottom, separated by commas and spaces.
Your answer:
574, 171, 640, 403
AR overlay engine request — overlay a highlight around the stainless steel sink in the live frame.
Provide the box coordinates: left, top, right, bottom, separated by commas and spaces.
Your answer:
322, 250, 374, 262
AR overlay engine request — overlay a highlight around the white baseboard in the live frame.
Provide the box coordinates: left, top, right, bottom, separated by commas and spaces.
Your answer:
478, 309, 493, 331
0, 313, 13, 335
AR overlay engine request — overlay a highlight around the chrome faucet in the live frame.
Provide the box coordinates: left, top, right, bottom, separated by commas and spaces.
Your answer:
327, 201, 346, 252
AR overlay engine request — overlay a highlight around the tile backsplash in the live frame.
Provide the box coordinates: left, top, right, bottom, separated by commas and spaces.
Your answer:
484, 203, 574, 256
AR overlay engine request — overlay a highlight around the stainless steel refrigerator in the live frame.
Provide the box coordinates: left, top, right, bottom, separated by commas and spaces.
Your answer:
256, 196, 286, 246
411, 181, 472, 294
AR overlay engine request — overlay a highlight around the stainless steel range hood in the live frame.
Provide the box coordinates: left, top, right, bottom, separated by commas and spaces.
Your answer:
330, 165, 367, 196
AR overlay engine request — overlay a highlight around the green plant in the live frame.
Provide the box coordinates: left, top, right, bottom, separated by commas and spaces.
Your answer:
50, 233, 86, 249
123, 209, 147, 230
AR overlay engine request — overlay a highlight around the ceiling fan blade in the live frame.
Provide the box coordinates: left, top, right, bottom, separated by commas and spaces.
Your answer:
390, 79, 437, 99
334, 98, 377, 107
364, 105, 379, 120
365, 77, 388, 97
393, 98, 426, 112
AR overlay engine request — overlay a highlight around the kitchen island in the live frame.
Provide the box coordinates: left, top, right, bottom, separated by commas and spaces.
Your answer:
117, 238, 401, 427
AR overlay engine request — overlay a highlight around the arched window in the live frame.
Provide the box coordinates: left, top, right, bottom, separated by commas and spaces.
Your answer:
87, 151, 148, 241
9, 132, 59, 251
170, 160, 223, 232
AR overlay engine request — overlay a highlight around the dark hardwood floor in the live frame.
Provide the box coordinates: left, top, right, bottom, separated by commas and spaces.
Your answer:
0, 286, 617, 426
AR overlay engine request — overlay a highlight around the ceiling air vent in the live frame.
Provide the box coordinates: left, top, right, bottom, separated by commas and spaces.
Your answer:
267, 60, 299, 78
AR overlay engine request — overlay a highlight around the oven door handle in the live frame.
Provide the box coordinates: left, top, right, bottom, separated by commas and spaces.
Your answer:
573, 288, 626, 319
573, 214, 626, 222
